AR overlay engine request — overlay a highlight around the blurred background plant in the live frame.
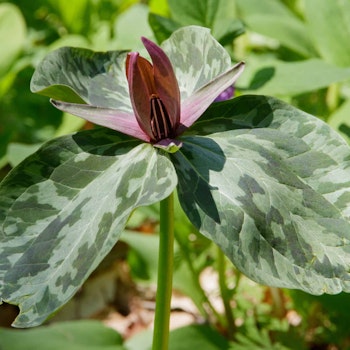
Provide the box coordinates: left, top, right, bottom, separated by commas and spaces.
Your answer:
1, 0, 350, 349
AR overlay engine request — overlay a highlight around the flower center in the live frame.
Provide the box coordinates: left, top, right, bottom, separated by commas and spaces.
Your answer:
150, 94, 174, 141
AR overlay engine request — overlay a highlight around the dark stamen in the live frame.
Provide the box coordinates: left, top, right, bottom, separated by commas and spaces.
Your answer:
150, 95, 173, 141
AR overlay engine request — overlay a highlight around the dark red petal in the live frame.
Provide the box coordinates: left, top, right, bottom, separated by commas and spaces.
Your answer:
126, 52, 156, 139
141, 37, 180, 129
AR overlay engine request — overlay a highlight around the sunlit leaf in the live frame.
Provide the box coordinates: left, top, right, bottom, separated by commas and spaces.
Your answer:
168, 0, 219, 28
30, 47, 130, 107
328, 99, 350, 144
0, 128, 177, 327
169, 325, 230, 350
114, 4, 154, 50
305, 0, 350, 67
0, 320, 125, 350
175, 95, 350, 295
236, 0, 316, 57
242, 58, 350, 96
0, 3, 26, 76
48, 0, 90, 34
148, 13, 181, 43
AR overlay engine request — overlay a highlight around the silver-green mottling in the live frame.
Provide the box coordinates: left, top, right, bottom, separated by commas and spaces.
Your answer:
175, 95, 350, 295
30, 47, 132, 112
0, 129, 177, 327
30, 26, 233, 112
161, 26, 232, 100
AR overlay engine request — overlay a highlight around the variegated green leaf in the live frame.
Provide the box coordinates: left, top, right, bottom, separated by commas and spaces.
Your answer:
0, 128, 177, 327
161, 26, 232, 100
175, 95, 350, 295
30, 26, 234, 114
30, 47, 131, 110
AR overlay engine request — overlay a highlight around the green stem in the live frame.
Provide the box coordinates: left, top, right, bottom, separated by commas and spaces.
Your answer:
217, 246, 235, 339
152, 193, 174, 350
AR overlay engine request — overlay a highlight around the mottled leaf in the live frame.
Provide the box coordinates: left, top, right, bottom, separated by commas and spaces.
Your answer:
161, 26, 232, 100
175, 95, 350, 295
30, 47, 131, 110
30, 26, 235, 112
0, 128, 177, 327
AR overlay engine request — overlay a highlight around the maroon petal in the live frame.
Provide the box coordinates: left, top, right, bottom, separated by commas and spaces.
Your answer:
126, 52, 155, 140
142, 37, 181, 130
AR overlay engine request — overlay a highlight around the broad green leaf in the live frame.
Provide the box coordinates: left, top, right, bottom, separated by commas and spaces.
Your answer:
0, 128, 177, 327
124, 330, 152, 350
125, 325, 230, 350
113, 4, 154, 51
148, 13, 181, 43
7, 143, 42, 167
121, 230, 160, 281
168, 0, 219, 28
236, 0, 316, 57
175, 95, 350, 295
213, 18, 245, 46
48, 0, 90, 34
169, 325, 230, 350
167, 0, 243, 45
305, 0, 350, 67
0, 3, 26, 76
0, 320, 125, 350
243, 58, 350, 96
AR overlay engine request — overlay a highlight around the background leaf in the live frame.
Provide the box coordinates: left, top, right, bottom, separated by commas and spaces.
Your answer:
0, 3, 26, 77
305, 0, 350, 67
0, 320, 125, 350
235, 0, 316, 57
148, 13, 181, 43
175, 95, 350, 295
168, 0, 219, 28
328, 98, 350, 144
241, 58, 350, 96
113, 4, 154, 50
0, 128, 177, 327
168, 324, 230, 350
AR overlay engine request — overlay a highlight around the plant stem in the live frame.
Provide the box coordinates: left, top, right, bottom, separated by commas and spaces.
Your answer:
217, 246, 235, 339
152, 192, 174, 350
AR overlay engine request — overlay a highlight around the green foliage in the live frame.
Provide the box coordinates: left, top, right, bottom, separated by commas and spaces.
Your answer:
0, 320, 125, 350
0, 129, 177, 327
1, 1, 350, 349
305, 0, 350, 67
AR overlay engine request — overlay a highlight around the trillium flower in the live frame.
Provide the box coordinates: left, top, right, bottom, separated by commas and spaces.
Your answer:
47, 27, 244, 149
